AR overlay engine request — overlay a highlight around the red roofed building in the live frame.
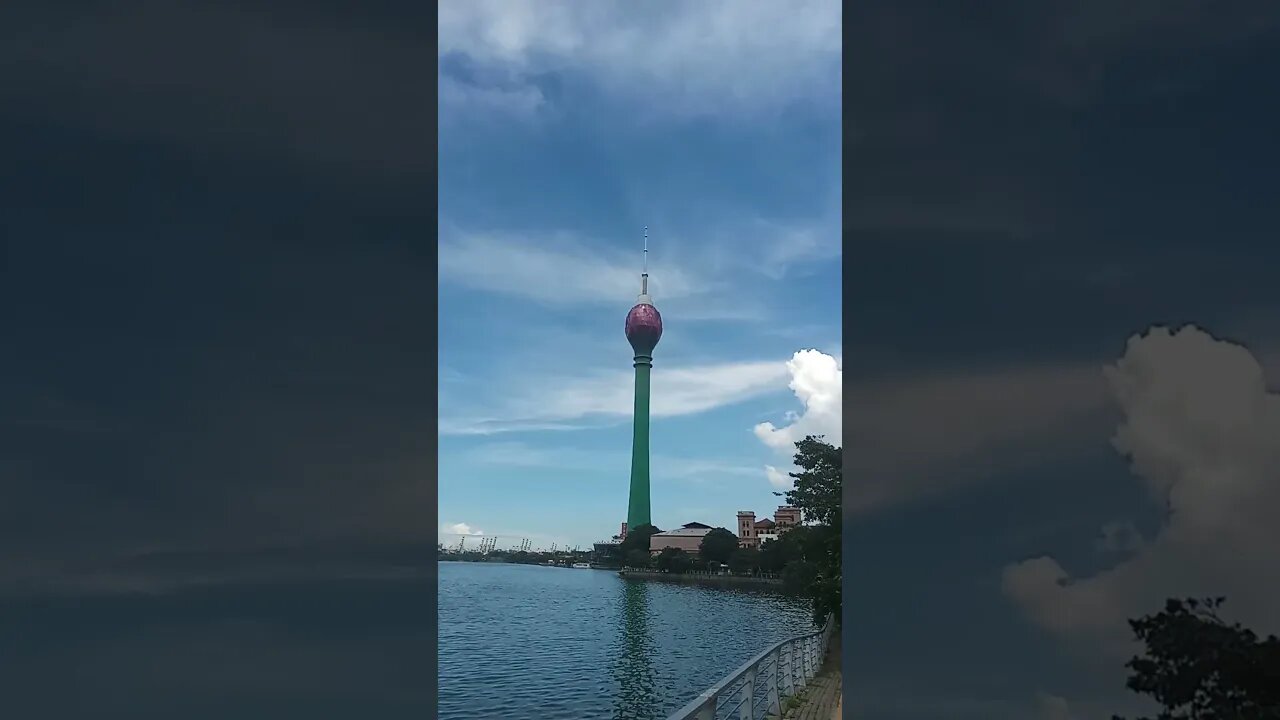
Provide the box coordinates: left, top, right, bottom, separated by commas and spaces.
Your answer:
736, 506, 802, 549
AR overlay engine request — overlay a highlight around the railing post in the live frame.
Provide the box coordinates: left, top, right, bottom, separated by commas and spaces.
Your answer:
766, 648, 781, 717
793, 637, 806, 691
778, 638, 788, 696
664, 619, 836, 720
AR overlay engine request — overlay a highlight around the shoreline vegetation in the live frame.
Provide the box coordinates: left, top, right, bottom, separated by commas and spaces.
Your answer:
618, 568, 784, 588
439, 436, 843, 626
605, 436, 842, 625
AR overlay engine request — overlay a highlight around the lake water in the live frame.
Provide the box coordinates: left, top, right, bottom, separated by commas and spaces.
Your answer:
437, 561, 814, 720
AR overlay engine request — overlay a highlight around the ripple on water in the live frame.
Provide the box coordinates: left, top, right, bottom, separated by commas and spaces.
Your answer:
438, 562, 813, 720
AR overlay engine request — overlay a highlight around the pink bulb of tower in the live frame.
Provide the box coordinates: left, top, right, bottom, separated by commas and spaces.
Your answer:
625, 303, 663, 355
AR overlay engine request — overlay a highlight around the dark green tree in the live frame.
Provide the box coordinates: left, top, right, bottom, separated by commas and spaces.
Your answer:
759, 525, 811, 573
781, 559, 818, 595
699, 527, 739, 565
786, 436, 841, 526
613, 523, 661, 561
780, 435, 842, 625
624, 548, 652, 569
728, 547, 761, 575
654, 547, 680, 573
1113, 597, 1280, 720
668, 549, 693, 575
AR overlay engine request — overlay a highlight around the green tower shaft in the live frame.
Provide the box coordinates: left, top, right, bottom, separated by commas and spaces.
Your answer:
626, 354, 653, 529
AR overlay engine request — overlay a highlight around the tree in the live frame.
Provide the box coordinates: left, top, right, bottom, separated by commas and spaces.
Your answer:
614, 523, 661, 562
699, 527, 739, 565
781, 435, 842, 625
1113, 597, 1280, 720
728, 548, 761, 575
786, 436, 841, 526
759, 526, 810, 573
781, 559, 818, 595
668, 550, 693, 575
654, 547, 682, 573
624, 548, 652, 569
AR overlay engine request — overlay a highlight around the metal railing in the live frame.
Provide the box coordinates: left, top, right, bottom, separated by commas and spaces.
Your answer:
620, 567, 782, 580
665, 613, 835, 720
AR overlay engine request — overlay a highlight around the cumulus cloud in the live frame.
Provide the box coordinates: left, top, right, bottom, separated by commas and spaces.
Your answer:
765, 465, 792, 491
754, 349, 842, 451
752, 349, 840, 492
442, 523, 483, 536
1003, 326, 1280, 653
438, 0, 840, 118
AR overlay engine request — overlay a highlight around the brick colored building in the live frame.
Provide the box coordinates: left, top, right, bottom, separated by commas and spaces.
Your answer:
649, 522, 714, 554
737, 506, 803, 548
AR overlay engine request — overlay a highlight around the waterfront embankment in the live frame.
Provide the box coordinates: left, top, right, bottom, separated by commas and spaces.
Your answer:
618, 568, 784, 589
779, 631, 841, 720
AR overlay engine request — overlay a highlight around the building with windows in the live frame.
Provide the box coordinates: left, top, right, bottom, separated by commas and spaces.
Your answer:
649, 522, 713, 554
736, 506, 803, 548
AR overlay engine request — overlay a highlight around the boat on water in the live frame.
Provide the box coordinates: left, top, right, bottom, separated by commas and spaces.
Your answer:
571, 562, 591, 569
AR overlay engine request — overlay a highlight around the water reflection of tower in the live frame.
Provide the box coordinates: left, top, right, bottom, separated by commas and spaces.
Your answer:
624, 227, 663, 531
610, 580, 659, 720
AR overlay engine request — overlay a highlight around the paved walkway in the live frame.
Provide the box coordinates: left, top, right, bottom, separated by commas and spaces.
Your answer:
777, 631, 841, 720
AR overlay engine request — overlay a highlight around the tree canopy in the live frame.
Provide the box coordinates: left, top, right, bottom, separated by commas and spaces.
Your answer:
617, 523, 660, 556
728, 547, 761, 575
655, 547, 693, 574
781, 435, 841, 625
698, 527, 739, 565
1113, 597, 1280, 720
785, 436, 841, 527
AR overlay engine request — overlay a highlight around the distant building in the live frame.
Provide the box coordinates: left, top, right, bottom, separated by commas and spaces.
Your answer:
649, 522, 713, 554
592, 522, 628, 564
737, 506, 802, 549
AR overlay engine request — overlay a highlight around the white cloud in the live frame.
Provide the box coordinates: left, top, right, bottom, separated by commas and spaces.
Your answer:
442, 522, 483, 536
461, 441, 758, 482
443, 358, 790, 435
765, 465, 792, 491
438, 74, 546, 119
438, 0, 840, 119
438, 230, 706, 306
752, 350, 840, 493
437, 220, 838, 315
1003, 326, 1280, 654
754, 349, 842, 451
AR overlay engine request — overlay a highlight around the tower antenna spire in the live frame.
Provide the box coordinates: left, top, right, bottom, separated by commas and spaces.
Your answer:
641, 226, 649, 296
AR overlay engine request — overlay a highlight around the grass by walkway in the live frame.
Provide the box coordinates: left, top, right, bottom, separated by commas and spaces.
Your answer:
771, 631, 841, 720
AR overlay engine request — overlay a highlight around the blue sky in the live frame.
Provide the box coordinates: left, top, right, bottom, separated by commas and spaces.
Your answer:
437, 2, 842, 550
